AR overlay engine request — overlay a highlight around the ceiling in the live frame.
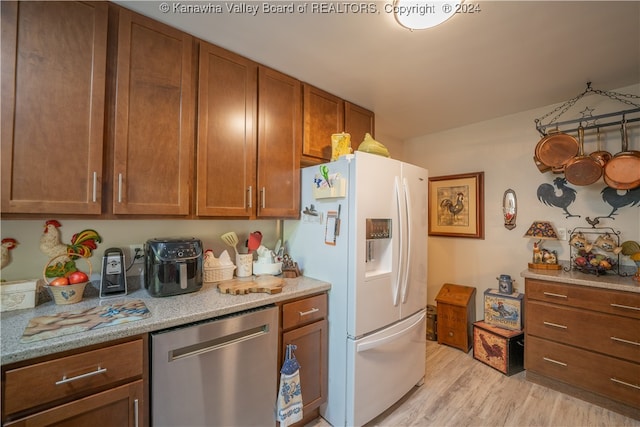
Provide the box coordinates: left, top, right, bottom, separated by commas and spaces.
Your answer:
117, 1, 640, 141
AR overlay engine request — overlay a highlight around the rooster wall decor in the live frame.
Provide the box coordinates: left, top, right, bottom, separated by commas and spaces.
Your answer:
440, 192, 465, 222
536, 177, 580, 218
39, 220, 102, 278
586, 187, 640, 224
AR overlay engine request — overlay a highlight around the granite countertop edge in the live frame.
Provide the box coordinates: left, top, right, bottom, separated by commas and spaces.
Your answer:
520, 263, 639, 293
1, 276, 330, 366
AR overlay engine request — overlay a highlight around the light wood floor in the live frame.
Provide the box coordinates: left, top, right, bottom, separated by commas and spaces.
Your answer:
307, 340, 640, 427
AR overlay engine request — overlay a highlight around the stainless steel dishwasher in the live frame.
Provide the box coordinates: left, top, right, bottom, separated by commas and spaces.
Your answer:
150, 305, 278, 426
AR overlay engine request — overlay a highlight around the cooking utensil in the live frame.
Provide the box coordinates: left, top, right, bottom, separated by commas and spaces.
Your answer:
603, 119, 640, 190
247, 231, 262, 252
534, 129, 579, 170
220, 232, 239, 255
564, 125, 602, 186
589, 127, 612, 167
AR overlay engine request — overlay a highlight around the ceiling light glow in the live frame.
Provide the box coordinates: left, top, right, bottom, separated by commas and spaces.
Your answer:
393, 1, 460, 30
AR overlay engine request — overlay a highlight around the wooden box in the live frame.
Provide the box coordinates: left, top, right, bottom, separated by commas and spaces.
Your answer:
473, 321, 524, 376
483, 289, 524, 330
436, 283, 476, 352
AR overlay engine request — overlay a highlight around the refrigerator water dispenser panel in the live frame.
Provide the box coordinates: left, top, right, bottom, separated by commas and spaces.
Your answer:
365, 219, 392, 275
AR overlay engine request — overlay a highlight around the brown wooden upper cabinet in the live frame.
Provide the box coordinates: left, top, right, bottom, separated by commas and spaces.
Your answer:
111, 8, 194, 216
1, 1, 108, 215
302, 84, 374, 165
196, 44, 300, 218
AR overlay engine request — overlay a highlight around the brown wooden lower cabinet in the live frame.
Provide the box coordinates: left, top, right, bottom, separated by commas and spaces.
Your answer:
279, 293, 328, 426
525, 278, 640, 419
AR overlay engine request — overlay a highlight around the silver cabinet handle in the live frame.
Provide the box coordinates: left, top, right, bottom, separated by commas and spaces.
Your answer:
55, 366, 107, 385
134, 398, 139, 427
261, 187, 266, 209
611, 336, 640, 346
543, 291, 568, 299
610, 303, 640, 312
543, 357, 567, 367
299, 308, 320, 317
611, 377, 640, 390
92, 171, 97, 202
247, 186, 252, 208
543, 321, 568, 329
118, 173, 123, 203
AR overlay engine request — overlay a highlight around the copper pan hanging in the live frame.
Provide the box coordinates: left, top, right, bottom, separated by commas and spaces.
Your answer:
534, 129, 579, 170
564, 125, 602, 186
588, 127, 612, 167
603, 118, 640, 190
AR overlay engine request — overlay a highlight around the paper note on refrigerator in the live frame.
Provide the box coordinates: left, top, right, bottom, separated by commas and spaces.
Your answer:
325, 210, 338, 245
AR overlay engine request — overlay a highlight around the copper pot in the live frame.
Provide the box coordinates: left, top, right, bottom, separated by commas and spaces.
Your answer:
603, 120, 640, 190
534, 129, 579, 170
589, 127, 612, 167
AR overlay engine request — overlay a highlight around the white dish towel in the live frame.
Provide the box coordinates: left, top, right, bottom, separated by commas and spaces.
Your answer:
276, 344, 303, 426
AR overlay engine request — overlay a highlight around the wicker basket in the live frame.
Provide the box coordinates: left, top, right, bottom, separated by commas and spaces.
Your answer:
204, 265, 235, 283
43, 253, 92, 305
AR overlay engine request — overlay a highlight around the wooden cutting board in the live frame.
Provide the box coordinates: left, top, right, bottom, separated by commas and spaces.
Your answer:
217, 276, 284, 295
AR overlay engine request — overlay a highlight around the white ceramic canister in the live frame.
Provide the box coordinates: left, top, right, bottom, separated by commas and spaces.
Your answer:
236, 253, 253, 277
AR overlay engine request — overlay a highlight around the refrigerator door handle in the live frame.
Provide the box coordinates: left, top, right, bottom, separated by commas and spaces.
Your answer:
356, 311, 426, 352
393, 176, 403, 306
401, 177, 412, 303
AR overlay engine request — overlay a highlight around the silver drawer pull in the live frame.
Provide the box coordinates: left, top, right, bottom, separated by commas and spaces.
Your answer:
543, 357, 567, 367
611, 377, 640, 390
543, 291, 568, 299
610, 303, 640, 312
299, 308, 320, 317
610, 336, 640, 346
543, 321, 568, 329
55, 366, 107, 385
134, 398, 139, 427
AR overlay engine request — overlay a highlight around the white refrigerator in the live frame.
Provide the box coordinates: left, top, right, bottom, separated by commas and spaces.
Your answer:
284, 151, 428, 427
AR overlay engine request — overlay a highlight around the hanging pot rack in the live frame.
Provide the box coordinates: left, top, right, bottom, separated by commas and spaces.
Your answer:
534, 82, 640, 137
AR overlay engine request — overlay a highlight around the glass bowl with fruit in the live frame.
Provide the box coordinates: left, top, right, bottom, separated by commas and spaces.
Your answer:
572, 250, 616, 276
43, 253, 91, 305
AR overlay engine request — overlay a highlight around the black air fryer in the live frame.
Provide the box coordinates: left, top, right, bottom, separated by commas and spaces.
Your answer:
145, 238, 203, 297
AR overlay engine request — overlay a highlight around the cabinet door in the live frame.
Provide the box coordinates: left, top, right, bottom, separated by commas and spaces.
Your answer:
257, 67, 301, 218
344, 102, 375, 148
112, 9, 193, 215
196, 43, 257, 217
4, 380, 144, 427
302, 84, 344, 163
1, 1, 107, 214
282, 319, 328, 416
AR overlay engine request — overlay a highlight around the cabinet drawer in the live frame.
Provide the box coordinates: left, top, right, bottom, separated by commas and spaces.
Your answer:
527, 301, 640, 363
4, 339, 143, 416
526, 335, 640, 409
282, 294, 327, 330
525, 279, 640, 319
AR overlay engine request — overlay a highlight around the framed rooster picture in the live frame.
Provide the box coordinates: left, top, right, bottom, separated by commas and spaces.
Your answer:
428, 172, 484, 239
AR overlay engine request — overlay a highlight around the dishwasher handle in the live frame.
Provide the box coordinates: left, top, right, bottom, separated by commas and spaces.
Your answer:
168, 324, 269, 362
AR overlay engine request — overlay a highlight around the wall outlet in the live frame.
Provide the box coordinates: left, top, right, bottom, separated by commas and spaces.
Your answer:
129, 244, 145, 265
557, 228, 567, 241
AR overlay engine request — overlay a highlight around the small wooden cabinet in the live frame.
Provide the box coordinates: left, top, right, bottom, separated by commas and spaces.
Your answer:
302, 84, 374, 165
279, 293, 328, 426
1, 1, 108, 215
436, 283, 476, 352
2, 336, 146, 426
525, 278, 640, 418
109, 8, 194, 215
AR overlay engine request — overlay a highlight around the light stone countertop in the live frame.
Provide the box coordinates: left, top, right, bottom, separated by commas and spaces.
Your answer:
520, 263, 640, 293
1, 276, 330, 365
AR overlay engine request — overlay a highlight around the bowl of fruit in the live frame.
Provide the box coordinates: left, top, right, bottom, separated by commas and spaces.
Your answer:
43, 253, 91, 305
572, 250, 616, 275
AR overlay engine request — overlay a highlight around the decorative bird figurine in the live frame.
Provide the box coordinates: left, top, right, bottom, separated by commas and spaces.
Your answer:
39, 220, 102, 277
1, 238, 18, 270
536, 177, 580, 218
440, 192, 465, 220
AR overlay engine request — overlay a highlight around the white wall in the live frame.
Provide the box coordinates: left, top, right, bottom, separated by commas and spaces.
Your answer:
400, 84, 640, 318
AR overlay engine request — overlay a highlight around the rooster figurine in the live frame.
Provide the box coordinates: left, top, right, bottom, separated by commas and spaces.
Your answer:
440, 192, 465, 221
39, 220, 102, 277
1, 238, 18, 270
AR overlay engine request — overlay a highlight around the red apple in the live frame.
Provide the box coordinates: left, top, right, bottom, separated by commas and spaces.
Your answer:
67, 271, 89, 284
49, 277, 70, 286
